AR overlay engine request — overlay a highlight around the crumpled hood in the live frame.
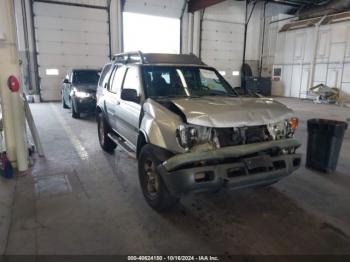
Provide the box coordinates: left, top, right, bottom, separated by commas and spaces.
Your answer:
169, 97, 294, 128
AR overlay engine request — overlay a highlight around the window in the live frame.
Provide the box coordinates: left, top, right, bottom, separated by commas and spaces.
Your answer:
142, 66, 236, 98
110, 67, 126, 93
122, 67, 140, 94
123, 12, 180, 54
72, 70, 100, 86
98, 64, 112, 87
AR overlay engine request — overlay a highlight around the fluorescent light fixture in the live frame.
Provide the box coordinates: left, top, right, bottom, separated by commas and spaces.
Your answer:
219, 71, 226, 76
232, 71, 240, 76
46, 69, 59, 76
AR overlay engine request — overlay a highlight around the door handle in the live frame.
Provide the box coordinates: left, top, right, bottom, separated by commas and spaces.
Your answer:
116, 100, 120, 105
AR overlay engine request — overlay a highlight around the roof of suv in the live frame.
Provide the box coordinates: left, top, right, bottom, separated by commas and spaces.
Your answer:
112, 52, 206, 66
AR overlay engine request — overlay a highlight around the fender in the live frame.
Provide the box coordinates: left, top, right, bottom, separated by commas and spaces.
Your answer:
140, 99, 185, 154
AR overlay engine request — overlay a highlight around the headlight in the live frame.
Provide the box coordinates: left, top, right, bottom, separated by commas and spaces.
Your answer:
176, 124, 213, 150
75, 91, 91, 98
267, 118, 298, 140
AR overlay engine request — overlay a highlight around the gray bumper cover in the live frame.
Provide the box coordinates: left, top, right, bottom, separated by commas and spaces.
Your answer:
158, 138, 301, 196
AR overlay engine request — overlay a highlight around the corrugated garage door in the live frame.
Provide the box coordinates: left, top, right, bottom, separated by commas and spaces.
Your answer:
33, 1, 110, 101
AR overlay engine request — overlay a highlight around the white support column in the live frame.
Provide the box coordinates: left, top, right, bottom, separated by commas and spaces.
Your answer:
192, 11, 201, 57
110, 0, 123, 54
187, 12, 194, 54
0, 0, 28, 171
13, 0, 38, 98
308, 16, 327, 92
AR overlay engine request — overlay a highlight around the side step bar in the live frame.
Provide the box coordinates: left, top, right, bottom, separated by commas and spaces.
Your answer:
107, 133, 137, 159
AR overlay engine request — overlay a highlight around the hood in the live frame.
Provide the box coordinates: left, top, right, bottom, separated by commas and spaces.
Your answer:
74, 83, 97, 93
169, 97, 294, 128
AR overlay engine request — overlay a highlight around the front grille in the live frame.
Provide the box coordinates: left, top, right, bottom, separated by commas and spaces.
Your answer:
216, 125, 270, 147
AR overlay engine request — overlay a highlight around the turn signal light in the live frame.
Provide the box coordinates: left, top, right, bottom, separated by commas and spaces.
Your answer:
289, 118, 299, 131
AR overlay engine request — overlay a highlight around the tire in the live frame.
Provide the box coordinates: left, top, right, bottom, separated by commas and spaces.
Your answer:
62, 96, 69, 109
138, 144, 179, 211
97, 112, 116, 152
71, 100, 80, 119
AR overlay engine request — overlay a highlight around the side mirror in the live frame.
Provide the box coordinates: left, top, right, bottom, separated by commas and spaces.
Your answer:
121, 88, 140, 103
63, 79, 70, 84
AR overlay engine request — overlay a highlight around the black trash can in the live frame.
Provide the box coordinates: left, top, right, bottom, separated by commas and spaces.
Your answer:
306, 119, 348, 173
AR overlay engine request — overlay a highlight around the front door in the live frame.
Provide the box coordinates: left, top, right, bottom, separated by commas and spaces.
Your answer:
115, 66, 142, 148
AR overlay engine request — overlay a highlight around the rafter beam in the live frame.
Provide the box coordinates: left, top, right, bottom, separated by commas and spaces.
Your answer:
188, 0, 226, 13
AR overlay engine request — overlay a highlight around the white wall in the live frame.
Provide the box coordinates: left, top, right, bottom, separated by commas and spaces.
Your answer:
182, 0, 287, 87
199, 0, 245, 87
271, 17, 350, 102
197, 0, 266, 87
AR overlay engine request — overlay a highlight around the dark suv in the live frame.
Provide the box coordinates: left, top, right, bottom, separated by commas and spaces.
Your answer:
62, 69, 100, 118
96, 52, 301, 211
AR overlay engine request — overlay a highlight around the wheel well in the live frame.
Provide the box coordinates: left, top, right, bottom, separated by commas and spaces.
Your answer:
136, 132, 147, 159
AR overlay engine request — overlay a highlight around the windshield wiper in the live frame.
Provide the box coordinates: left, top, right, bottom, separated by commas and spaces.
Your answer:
150, 95, 189, 99
204, 92, 236, 97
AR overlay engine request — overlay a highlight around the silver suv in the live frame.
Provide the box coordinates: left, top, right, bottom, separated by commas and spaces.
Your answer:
96, 52, 301, 211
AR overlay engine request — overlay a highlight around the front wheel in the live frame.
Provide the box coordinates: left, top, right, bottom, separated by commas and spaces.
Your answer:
97, 112, 116, 152
138, 145, 179, 211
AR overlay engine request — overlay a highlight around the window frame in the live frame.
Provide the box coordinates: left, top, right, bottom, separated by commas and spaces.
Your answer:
140, 65, 237, 99
98, 63, 112, 87
120, 66, 142, 102
108, 65, 127, 94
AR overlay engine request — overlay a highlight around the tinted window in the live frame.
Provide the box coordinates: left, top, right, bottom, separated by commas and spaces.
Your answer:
142, 66, 235, 98
98, 64, 112, 87
110, 67, 126, 93
72, 70, 100, 86
122, 67, 140, 94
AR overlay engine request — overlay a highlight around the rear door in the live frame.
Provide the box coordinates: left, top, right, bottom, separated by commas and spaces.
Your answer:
96, 63, 112, 104
104, 66, 126, 131
115, 66, 142, 147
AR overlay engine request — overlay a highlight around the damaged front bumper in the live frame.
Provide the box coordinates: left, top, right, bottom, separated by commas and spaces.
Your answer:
158, 138, 301, 196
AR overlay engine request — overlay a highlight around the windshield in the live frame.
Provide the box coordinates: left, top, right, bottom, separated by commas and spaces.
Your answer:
142, 66, 237, 98
73, 70, 100, 86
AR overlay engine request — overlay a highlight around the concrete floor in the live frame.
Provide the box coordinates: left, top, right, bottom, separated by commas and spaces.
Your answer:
1, 98, 350, 255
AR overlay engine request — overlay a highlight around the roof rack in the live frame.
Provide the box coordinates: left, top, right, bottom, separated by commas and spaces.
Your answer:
112, 52, 206, 66
112, 51, 145, 64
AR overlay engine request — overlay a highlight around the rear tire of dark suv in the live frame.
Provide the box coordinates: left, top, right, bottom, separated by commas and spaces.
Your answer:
97, 112, 116, 153
138, 144, 179, 211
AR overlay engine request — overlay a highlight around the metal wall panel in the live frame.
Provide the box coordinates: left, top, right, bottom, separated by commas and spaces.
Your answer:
199, 1, 246, 87
270, 17, 350, 102
282, 65, 293, 97
290, 65, 302, 98
300, 68, 310, 98
33, 1, 109, 101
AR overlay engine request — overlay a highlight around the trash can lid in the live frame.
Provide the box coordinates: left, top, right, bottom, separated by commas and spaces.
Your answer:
307, 119, 348, 136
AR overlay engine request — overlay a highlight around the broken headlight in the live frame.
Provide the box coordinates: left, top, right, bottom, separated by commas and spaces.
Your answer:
267, 118, 298, 140
176, 124, 214, 150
